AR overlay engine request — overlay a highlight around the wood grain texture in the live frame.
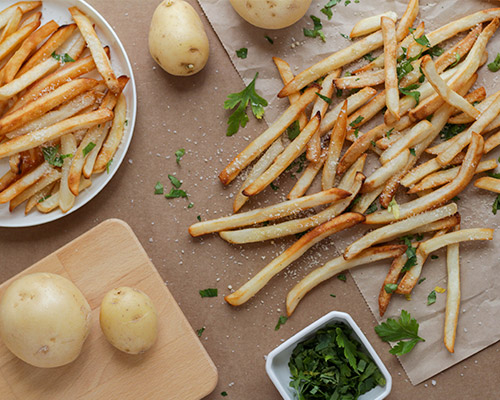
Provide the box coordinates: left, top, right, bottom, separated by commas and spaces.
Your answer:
0, 219, 218, 400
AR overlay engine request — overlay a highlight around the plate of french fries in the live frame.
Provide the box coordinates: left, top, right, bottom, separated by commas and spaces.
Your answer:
191, 0, 500, 357
0, 0, 136, 227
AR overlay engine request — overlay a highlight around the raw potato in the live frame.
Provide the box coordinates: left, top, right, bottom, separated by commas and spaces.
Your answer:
100, 287, 158, 354
149, 0, 209, 76
0, 273, 91, 368
229, 0, 312, 29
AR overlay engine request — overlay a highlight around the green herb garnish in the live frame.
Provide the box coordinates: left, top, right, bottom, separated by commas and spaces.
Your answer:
165, 189, 188, 199
427, 290, 437, 305
287, 120, 301, 140
375, 310, 425, 355
270, 182, 279, 191
154, 182, 164, 195
51, 51, 75, 63
42, 146, 72, 167
431, 255, 439, 260
304, 15, 325, 42
400, 236, 417, 272
275, 315, 288, 331
106, 159, 113, 174
83, 142, 96, 157
487, 53, 500, 72
236, 47, 248, 59
168, 174, 182, 188
199, 288, 218, 298
337, 273, 347, 282
399, 83, 421, 105
175, 148, 185, 164
363, 53, 376, 62
197, 327, 205, 337
350, 116, 364, 127
409, 147, 416, 156
384, 283, 398, 294
221, 392, 228, 397
439, 123, 466, 141
493, 194, 500, 215
315, 92, 332, 104
386, 127, 394, 139
265, 35, 274, 44
188, 202, 194, 209
366, 202, 378, 214
418, 277, 426, 285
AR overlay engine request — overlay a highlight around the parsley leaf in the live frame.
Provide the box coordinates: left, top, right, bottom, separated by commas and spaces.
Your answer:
303, 15, 326, 42
175, 148, 185, 164
154, 182, 164, 194
425, 45, 444, 58
350, 116, 364, 127
337, 273, 347, 282
165, 188, 188, 198
168, 174, 182, 188
488, 53, 500, 72
287, 120, 301, 140
224, 72, 268, 136
197, 327, 205, 337
363, 53, 376, 62
384, 283, 398, 294
399, 83, 421, 105
264, 35, 274, 44
366, 202, 378, 214
197, 215, 202, 222
493, 194, 500, 215
51, 51, 75, 63
409, 147, 416, 156
431, 255, 439, 260
386, 127, 394, 139
387, 198, 400, 219
450, 52, 461, 68
106, 159, 113, 174
221, 392, 228, 397
199, 288, 218, 298
270, 182, 279, 191
188, 202, 194, 208
418, 277, 426, 285
375, 310, 425, 355
400, 236, 417, 273
427, 290, 436, 305
42, 146, 72, 167
275, 315, 288, 331
83, 142, 96, 157
236, 47, 248, 59
315, 92, 332, 104
439, 123, 466, 141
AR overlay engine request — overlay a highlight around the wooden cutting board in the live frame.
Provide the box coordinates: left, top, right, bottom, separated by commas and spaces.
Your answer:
0, 219, 218, 400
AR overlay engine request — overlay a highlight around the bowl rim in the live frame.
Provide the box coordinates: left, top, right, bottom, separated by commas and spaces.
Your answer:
265, 310, 392, 400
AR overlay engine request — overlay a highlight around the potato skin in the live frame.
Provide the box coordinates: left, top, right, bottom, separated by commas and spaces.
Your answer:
229, 0, 312, 30
99, 287, 158, 355
0, 273, 91, 368
149, 0, 209, 76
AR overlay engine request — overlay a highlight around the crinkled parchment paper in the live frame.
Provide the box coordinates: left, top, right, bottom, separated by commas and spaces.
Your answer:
198, 0, 500, 385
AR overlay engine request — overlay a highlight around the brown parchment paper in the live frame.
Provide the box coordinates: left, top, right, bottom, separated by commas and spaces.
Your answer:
198, 0, 500, 385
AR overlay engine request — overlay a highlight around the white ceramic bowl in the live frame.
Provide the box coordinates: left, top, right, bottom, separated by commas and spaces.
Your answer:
266, 311, 392, 400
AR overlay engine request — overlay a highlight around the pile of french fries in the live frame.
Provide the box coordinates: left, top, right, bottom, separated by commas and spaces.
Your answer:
189, 0, 500, 353
0, 2, 129, 215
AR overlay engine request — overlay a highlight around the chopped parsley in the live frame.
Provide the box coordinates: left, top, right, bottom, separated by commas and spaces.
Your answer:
340, 32, 351, 40
336, 88, 343, 97
224, 72, 268, 136
38, 194, 51, 203
270, 182, 279, 191
375, 310, 425, 355
370, 140, 377, 148
199, 288, 218, 298
197, 215, 202, 222
399, 83, 421, 105
337, 273, 347, 282
165, 189, 187, 199
221, 392, 228, 397
106, 159, 113, 174
154, 182, 164, 195
188, 202, 194, 208
196, 327, 205, 337
303, 15, 325, 42
400, 235, 418, 273
386, 127, 394, 139
235, 47, 248, 59
42, 146, 72, 167
175, 148, 185, 164
427, 290, 437, 306
275, 315, 288, 331
51, 51, 75, 63
264, 35, 274, 44
286, 153, 307, 178
168, 174, 182, 188
487, 53, 500, 72
409, 28, 431, 48
330, 294, 336, 298
439, 123, 466, 141
384, 283, 398, 294
450, 52, 461, 68
366, 202, 378, 214
431, 255, 439, 260
287, 120, 301, 140
387, 198, 400, 219
363, 53, 376, 62
315, 92, 332, 104
493, 194, 500, 215
83, 142, 96, 157
409, 147, 416, 156
425, 45, 444, 58
418, 277, 426, 285
350, 116, 364, 127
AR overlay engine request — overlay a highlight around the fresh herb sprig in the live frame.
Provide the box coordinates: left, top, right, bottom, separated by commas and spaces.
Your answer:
375, 310, 425, 355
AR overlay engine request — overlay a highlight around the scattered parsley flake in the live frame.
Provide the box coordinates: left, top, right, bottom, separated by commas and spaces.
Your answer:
154, 182, 164, 195
409, 147, 416, 156
427, 290, 436, 305
175, 148, 185, 164
106, 159, 113, 174
431, 255, 439, 260
51, 51, 75, 63
363, 53, 376, 62
418, 277, 426, 285
188, 202, 194, 208
197, 327, 205, 337
168, 174, 182, 188
82, 142, 96, 157
236, 47, 248, 59
42, 146, 72, 167
330, 294, 336, 298
199, 288, 218, 298
340, 32, 351, 40
450, 52, 461, 68
336, 88, 343, 97
265, 35, 274, 44
349, 116, 364, 127
275, 315, 288, 331
287, 120, 301, 140
440, 124, 466, 141
270, 182, 279, 191
366, 202, 378, 214
400, 236, 417, 273
304, 15, 325, 42
315, 92, 332, 104
386, 128, 394, 139
165, 188, 187, 199
384, 283, 398, 294
38, 194, 51, 203
399, 83, 421, 105
197, 215, 202, 222
337, 274, 347, 282
493, 194, 500, 215
221, 392, 228, 397
487, 53, 500, 72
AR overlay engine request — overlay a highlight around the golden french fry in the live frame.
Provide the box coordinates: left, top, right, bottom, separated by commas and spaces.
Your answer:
344, 203, 458, 259
243, 114, 321, 196
0, 169, 17, 191
474, 176, 500, 193
350, 11, 398, 38
449, 86, 487, 119
379, 252, 408, 317
352, 185, 383, 214
36, 179, 91, 213
0, 2, 41, 31
59, 134, 77, 212
0, 16, 40, 63
449, 89, 495, 124
25, 182, 54, 214
9, 168, 60, 212
289, 149, 327, 200
381, 16, 399, 121
322, 101, 347, 190
334, 70, 385, 90
219, 87, 317, 185
362, 149, 410, 193
346, 91, 386, 141
0, 109, 114, 159
83, 122, 111, 178
444, 238, 460, 353
225, 213, 365, 306
0, 78, 99, 136
287, 244, 406, 316
234, 139, 284, 212
395, 0, 419, 41
189, 187, 350, 237
0, 162, 51, 204
70, 7, 120, 93
0, 7, 22, 45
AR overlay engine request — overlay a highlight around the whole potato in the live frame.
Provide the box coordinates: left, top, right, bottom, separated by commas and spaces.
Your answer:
99, 287, 158, 355
0, 273, 91, 368
149, 0, 209, 76
229, 0, 312, 30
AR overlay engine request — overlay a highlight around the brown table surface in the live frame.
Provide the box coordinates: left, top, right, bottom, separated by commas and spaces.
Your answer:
1, 1, 499, 399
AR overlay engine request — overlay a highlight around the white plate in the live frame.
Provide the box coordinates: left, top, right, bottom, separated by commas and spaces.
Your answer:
0, 0, 137, 228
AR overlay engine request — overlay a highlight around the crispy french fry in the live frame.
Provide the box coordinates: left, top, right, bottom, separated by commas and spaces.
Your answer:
0, 2, 41, 31
0, 162, 51, 204
378, 253, 407, 317
82, 122, 110, 178
220, 162, 366, 244
334, 70, 385, 90
350, 11, 398, 38
401, 154, 464, 188
0, 108, 114, 159
344, 203, 458, 259
225, 213, 365, 306
322, 101, 347, 190
449, 87, 486, 118
362, 149, 410, 193
36, 179, 91, 213
381, 16, 399, 121
59, 134, 77, 212
347, 91, 387, 141
484, 128, 500, 153
407, 214, 461, 236
449, 89, 496, 124
352, 185, 383, 214
234, 139, 284, 212
0, 7, 22, 45
289, 149, 327, 200
0, 169, 17, 191
243, 114, 321, 196
366, 134, 483, 225
287, 244, 406, 316
25, 182, 54, 214
70, 7, 120, 93
189, 187, 350, 237
9, 168, 60, 212
0, 16, 40, 63
421, 55, 480, 119
219, 87, 317, 185
0, 78, 99, 136
444, 235, 460, 353
474, 176, 500, 193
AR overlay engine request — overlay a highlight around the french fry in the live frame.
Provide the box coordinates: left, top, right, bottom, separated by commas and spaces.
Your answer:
322, 101, 347, 190
234, 139, 284, 212
444, 232, 460, 353
36, 178, 91, 213
381, 16, 399, 121
93, 93, 128, 173
9, 168, 60, 212
362, 149, 410, 193
59, 133, 77, 212
0, 78, 99, 136
0, 108, 114, 159
0, 162, 52, 204
307, 71, 340, 162
278, 0, 418, 97
346, 91, 387, 141
0, 16, 40, 63
188, 187, 351, 237
0, 2, 41, 31
334, 70, 385, 90
350, 11, 398, 38
318, 87, 376, 136
225, 213, 365, 306
287, 245, 406, 316
220, 161, 366, 244
82, 122, 110, 178
352, 185, 384, 214
421, 55, 480, 119
219, 87, 317, 185
406, 214, 461, 236
484, 127, 500, 153
449, 89, 496, 124
0, 169, 17, 192
366, 134, 483, 225
449, 87, 487, 119
474, 176, 500, 193
25, 182, 54, 214
378, 253, 407, 317
0, 7, 22, 45
409, 160, 498, 193
401, 154, 464, 188
344, 203, 458, 259
289, 149, 327, 200
70, 7, 120, 93
395, 0, 419, 41
243, 114, 321, 196
16, 24, 77, 76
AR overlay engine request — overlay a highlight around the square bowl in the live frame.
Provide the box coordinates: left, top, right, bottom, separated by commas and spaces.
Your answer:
265, 311, 392, 400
